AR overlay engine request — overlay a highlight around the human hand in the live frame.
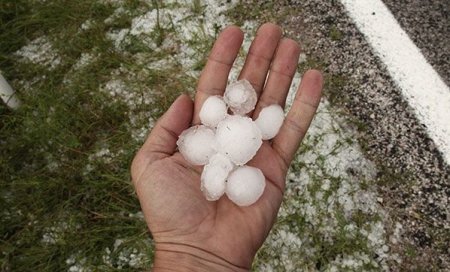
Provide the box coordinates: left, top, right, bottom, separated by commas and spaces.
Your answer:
131, 23, 323, 271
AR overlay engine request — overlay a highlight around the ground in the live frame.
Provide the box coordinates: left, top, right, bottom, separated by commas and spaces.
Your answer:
0, 0, 448, 271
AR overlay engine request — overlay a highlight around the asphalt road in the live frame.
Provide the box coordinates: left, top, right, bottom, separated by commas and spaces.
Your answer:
383, 0, 450, 86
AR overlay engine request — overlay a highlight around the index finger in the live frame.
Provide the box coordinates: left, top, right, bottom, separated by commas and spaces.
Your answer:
192, 26, 244, 125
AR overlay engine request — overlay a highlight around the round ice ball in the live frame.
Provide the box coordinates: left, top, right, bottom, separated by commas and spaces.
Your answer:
255, 104, 285, 140
226, 166, 266, 206
215, 115, 262, 165
176, 125, 216, 165
223, 79, 257, 115
201, 153, 235, 201
199, 95, 228, 128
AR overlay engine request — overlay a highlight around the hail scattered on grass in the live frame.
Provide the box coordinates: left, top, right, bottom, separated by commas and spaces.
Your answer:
1, 0, 403, 270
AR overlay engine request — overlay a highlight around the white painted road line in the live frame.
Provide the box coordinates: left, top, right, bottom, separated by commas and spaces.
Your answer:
339, 0, 450, 164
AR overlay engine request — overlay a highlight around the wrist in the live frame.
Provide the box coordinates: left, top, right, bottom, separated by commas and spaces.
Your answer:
152, 242, 250, 272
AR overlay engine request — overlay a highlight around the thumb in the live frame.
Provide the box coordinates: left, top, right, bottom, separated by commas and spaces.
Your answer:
131, 94, 193, 182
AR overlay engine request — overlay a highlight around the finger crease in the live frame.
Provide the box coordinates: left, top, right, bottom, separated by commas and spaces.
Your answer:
197, 87, 224, 96
160, 123, 180, 141
284, 117, 307, 137
297, 98, 319, 109
246, 50, 274, 63
267, 176, 285, 197
207, 56, 233, 67
269, 68, 295, 79
147, 143, 172, 157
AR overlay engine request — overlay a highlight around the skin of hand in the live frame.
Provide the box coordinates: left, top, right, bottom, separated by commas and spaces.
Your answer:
131, 23, 323, 271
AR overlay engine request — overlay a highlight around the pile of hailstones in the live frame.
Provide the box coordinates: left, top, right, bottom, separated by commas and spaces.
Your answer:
177, 80, 285, 206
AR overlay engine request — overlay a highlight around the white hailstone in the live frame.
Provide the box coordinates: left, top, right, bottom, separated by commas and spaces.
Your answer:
201, 153, 235, 201
199, 95, 228, 128
255, 104, 285, 140
226, 166, 266, 206
176, 125, 216, 165
223, 79, 257, 115
215, 115, 262, 165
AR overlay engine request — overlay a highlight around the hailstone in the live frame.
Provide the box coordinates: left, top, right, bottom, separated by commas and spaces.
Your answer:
176, 125, 216, 165
176, 78, 286, 205
224, 79, 257, 115
199, 95, 228, 128
201, 153, 235, 201
215, 115, 262, 165
226, 166, 266, 206
255, 104, 285, 140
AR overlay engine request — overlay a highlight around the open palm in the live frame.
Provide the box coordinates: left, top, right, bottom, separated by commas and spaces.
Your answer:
131, 23, 323, 271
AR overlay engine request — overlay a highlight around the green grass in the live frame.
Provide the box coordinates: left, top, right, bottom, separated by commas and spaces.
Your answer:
0, 0, 202, 270
329, 25, 343, 41
1, 0, 409, 271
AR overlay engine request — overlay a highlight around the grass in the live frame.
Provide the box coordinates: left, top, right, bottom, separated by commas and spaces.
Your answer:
0, 0, 199, 270
2, 0, 405, 271
329, 25, 343, 41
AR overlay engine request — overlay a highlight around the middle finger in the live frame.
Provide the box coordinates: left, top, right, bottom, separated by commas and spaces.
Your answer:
253, 38, 301, 117
238, 23, 282, 100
